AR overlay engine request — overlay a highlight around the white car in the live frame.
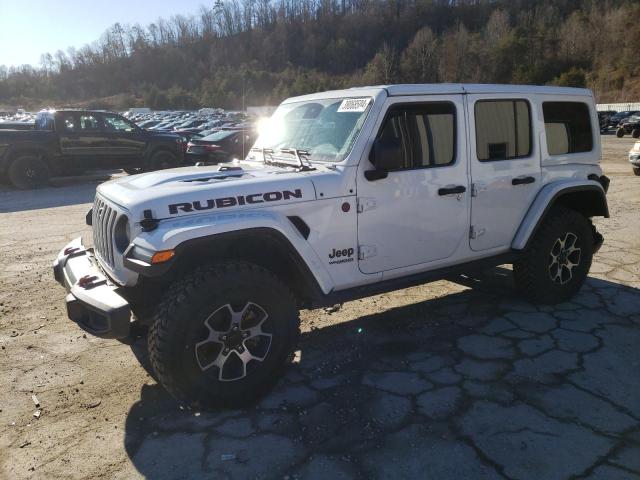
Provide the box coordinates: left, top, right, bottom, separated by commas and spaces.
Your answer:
630, 140, 640, 176
54, 84, 610, 408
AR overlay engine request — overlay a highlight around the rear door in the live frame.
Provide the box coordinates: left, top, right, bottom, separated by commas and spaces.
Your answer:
466, 95, 540, 251
58, 112, 106, 169
356, 95, 470, 274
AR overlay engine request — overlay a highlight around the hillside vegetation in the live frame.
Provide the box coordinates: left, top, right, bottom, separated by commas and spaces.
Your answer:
1, 0, 638, 110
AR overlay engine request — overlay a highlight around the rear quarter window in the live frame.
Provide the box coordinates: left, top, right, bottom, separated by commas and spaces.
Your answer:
543, 102, 593, 155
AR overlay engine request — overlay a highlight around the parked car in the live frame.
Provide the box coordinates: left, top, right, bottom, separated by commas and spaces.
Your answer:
611, 110, 640, 130
186, 129, 256, 164
0, 109, 184, 188
616, 115, 640, 138
53, 84, 609, 408
630, 141, 640, 176
0, 121, 34, 130
598, 111, 616, 132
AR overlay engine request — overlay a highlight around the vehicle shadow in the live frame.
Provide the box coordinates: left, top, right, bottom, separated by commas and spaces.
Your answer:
0, 171, 120, 213
122, 268, 640, 479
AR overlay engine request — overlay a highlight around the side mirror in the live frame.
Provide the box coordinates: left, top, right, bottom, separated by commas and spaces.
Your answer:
366, 138, 402, 180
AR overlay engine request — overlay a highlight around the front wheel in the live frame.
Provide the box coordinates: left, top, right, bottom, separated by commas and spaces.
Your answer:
8, 155, 50, 189
632, 128, 640, 139
633, 167, 640, 176
513, 207, 594, 304
148, 262, 300, 408
616, 128, 625, 138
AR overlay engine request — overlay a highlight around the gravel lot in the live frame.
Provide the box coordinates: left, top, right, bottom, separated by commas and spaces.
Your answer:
1, 135, 639, 479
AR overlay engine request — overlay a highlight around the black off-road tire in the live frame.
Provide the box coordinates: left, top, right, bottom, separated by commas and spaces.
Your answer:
148, 262, 300, 408
513, 206, 594, 304
616, 128, 625, 138
8, 154, 51, 189
633, 167, 640, 176
632, 128, 640, 139
146, 150, 178, 172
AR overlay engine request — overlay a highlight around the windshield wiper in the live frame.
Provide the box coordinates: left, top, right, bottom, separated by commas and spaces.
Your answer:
278, 148, 316, 171
251, 147, 276, 165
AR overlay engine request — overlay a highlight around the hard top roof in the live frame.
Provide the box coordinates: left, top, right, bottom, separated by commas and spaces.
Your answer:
284, 83, 593, 103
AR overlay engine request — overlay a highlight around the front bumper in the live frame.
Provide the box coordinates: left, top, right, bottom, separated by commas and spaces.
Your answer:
53, 237, 131, 339
629, 154, 640, 167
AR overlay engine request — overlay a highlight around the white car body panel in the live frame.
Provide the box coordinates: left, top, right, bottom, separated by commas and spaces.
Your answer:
89, 84, 605, 296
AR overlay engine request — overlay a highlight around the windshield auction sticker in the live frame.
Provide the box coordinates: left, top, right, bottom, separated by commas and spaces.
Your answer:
337, 98, 371, 113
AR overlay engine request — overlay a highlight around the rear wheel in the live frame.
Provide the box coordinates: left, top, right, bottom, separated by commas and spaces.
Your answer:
632, 128, 640, 139
147, 150, 178, 172
148, 262, 300, 408
8, 154, 50, 189
513, 207, 593, 304
633, 167, 640, 176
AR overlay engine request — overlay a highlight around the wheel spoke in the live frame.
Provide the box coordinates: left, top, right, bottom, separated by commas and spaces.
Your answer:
551, 239, 563, 256
560, 264, 571, 284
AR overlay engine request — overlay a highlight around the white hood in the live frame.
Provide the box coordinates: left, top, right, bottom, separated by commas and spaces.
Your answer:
97, 161, 321, 221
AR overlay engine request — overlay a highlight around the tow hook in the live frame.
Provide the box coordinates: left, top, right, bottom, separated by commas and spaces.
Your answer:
78, 275, 99, 288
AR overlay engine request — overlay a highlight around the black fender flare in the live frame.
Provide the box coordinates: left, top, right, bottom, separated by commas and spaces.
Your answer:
512, 180, 609, 252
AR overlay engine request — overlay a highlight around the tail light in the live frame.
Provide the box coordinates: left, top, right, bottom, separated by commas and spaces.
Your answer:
204, 144, 221, 152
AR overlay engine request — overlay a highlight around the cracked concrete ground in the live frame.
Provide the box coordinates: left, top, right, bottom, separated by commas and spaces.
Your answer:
1, 135, 639, 479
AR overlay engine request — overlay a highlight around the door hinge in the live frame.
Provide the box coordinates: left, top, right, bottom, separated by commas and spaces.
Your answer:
471, 183, 487, 197
358, 244, 378, 260
469, 225, 486, 239
357, 197, 377, 213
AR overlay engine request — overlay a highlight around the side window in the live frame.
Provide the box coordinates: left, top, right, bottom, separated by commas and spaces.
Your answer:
375, 103, 456, 169
61, 114, 77, 132
475, 100, 531, 161
543, 102, 593, 155
79, 114, 100, 131
102, 114, 135, 132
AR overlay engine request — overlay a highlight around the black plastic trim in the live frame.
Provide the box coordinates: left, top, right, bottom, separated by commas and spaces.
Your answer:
518, 184, 609, 252
317, 253, 518, 308
287, 216, 310, 239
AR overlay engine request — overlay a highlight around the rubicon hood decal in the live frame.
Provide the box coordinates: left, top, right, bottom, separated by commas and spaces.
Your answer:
168, 188, 303, 215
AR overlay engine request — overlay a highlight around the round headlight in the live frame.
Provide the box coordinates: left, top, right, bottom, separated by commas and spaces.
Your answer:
114, 215, 131, 253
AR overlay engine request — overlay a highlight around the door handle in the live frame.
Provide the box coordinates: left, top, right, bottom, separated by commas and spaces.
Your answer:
512, 176, 535, 186
438, 185, 466, 196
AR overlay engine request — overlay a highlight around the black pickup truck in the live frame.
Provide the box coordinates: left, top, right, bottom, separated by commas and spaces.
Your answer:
0, 109, 184, 188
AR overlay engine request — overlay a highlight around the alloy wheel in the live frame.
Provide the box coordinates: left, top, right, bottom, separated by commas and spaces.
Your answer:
195, 302, 272, 381
548, 232, 581, 285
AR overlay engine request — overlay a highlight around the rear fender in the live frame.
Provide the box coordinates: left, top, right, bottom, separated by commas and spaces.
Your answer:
512, 180, 608, 251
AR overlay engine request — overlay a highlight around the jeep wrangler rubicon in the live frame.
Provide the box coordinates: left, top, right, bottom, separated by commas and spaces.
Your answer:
53, 84, 609, 408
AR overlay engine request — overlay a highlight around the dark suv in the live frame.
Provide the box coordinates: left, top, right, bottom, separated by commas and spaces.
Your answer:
0, 109, 184, 188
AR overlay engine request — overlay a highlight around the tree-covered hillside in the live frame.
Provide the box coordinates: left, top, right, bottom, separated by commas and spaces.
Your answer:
1, 0, 638, 110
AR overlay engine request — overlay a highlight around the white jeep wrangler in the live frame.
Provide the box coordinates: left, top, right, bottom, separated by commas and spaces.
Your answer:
54, 84, 609, 407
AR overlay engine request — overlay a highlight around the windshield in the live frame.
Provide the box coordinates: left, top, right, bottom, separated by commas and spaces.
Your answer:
252, 97, 372, 163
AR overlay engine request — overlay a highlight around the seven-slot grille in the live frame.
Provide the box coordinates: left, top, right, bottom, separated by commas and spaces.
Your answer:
92, 196, 118, 269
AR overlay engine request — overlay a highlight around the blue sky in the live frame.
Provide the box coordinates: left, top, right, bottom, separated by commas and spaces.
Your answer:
0, 0, 208, 67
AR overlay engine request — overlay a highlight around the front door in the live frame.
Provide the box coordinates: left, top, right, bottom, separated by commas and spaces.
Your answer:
466, 95, 541, 251
100, 113, 147, 165
356, 96, 470, 274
